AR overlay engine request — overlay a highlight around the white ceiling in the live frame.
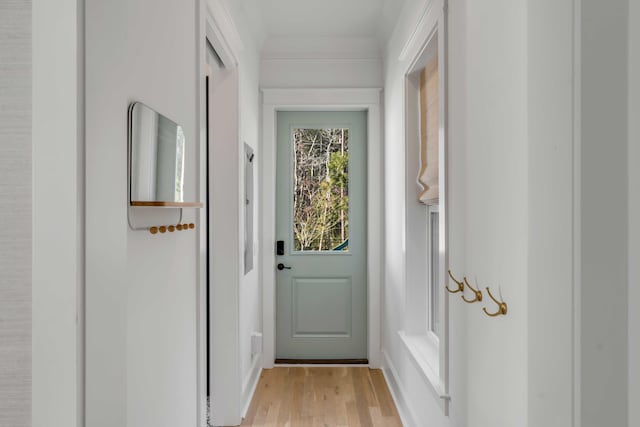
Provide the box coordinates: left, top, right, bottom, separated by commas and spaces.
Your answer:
240, 0, 405, 46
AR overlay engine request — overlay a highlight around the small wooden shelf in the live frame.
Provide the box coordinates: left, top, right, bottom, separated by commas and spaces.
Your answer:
130, 201, 203, 208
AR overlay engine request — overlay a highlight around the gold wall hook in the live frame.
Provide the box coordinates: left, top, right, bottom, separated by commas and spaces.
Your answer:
483, 287, 508, 317
445, 270, 465, 293
461, 277, 483, 303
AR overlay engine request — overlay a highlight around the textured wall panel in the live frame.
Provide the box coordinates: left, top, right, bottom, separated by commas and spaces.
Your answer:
0, 1, 31, 426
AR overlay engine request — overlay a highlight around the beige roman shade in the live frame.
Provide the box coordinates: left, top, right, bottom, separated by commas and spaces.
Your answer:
418, 54, 439, 205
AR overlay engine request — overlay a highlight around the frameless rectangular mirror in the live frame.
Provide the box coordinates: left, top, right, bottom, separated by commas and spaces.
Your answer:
129, 102, 197, 206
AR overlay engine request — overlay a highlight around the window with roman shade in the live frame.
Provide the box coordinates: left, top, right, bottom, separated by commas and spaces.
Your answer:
418, 54, 439, 205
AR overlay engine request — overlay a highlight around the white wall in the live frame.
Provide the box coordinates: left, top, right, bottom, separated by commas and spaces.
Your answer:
580, 1, 629, 426
218, 0, 264, 415
1, 1, 31, 426
629, 0, 639, 424
383, 0, 529, 425
459, 2, 529, 424
32, 0, 83, 426
85, 1, 200, 426
527, 1, 575, 425
260, 36, 383, 88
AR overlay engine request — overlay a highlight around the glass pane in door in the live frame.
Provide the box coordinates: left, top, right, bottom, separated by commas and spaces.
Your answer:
292, 128, 350, 252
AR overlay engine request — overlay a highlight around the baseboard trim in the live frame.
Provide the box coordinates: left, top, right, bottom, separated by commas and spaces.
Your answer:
241, 353, 262, 418
274, 358, 368, 365
274, 363, 370, 368
382, 350, 420, 427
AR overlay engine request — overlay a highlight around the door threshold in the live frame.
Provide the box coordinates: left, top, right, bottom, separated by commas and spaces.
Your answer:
274, 359, 369, 365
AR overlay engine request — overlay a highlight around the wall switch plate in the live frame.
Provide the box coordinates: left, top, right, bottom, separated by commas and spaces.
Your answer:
251, 332, 262, 358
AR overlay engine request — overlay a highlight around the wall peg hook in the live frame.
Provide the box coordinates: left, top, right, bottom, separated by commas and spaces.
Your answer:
148, 222, 195, 235
461, 277, 483, 303
483, 287, 508, 317
445, 270, 465, 293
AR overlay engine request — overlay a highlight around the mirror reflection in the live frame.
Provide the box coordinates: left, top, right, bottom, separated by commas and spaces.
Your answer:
129, 102, 185, 203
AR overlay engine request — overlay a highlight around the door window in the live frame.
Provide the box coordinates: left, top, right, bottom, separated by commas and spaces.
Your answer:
292, 128, 350, 252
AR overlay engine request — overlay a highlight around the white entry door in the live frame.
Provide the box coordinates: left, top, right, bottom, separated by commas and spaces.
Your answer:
275, 111, 368, 361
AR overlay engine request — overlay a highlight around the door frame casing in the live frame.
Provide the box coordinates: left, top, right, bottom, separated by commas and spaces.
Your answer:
203, 3, 245, 425
261, 88, 383, 368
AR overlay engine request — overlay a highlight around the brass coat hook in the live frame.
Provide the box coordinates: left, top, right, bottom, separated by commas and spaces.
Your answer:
445, 270, 465, 293
461, 277, 483, 303
483, 287, 508, 317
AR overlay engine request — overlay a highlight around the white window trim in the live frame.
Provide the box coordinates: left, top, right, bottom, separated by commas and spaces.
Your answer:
427, 204, 441, 337
399, 0, 450, 414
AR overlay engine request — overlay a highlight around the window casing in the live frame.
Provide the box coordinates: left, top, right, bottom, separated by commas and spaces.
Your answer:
400, 0, 450, 413
428, 205, 441, 338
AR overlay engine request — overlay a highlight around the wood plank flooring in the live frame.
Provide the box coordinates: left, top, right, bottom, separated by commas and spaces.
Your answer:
239, 367, 403, 427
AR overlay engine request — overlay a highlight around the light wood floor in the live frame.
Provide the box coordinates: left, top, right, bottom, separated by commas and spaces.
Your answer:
239, 367, 403, 427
